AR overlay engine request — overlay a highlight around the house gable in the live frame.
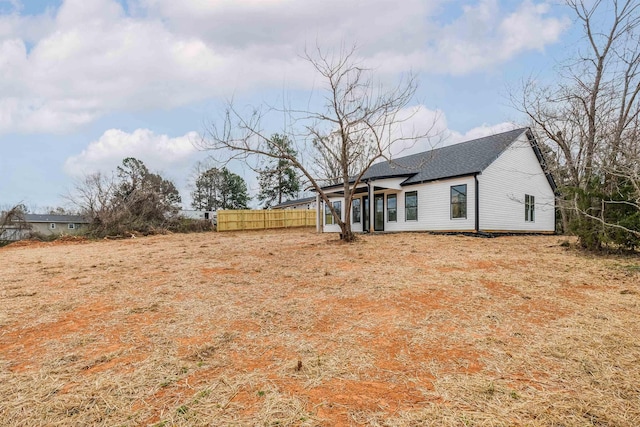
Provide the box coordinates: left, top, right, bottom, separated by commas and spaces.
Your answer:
361, 128, 528, 185
477, 132, 556, 232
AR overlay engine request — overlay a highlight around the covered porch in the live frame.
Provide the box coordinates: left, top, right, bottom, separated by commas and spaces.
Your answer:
315, 180, 403, 233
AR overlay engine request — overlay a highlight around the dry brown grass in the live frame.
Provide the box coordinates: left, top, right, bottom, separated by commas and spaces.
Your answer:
0, 229, 639, 426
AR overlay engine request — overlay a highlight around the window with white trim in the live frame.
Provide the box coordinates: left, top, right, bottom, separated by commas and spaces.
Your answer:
68, 223, 76, 230
50, 223, 56, 230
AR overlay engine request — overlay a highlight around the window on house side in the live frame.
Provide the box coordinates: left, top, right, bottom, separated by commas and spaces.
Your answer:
525, 194, 535, 222
352, 198, 361, 223
451, 185, 467, 219
325, 203, 333, 225
50, 223, 56, 230
68, 223, 75, 230
405, 191, 418, 221
333, 201, 342, 222
387, 194, 397, 222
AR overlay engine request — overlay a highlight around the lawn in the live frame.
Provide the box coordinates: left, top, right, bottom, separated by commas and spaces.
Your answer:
1, 229, 639, 426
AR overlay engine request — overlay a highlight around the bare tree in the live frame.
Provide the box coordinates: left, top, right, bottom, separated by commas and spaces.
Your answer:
65, 172, 116, 221
200, 45, 435, 241
0, 204, 30, 244
65, 159, 182, 237
516, 0, 640, 249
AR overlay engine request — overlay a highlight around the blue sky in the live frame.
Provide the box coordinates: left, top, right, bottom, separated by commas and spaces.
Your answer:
0, 0, 576, 211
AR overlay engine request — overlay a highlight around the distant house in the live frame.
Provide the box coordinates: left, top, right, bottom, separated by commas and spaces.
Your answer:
271, 197, 316, 210
22, 214, 90, 236
178, 210, 217, 223
317, 128, 556, 234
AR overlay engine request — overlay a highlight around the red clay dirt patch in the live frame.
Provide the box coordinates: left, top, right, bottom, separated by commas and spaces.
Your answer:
1, 230, 639, 426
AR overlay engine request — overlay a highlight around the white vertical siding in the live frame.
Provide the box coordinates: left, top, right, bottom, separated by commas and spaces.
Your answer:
478, 134, 555, 232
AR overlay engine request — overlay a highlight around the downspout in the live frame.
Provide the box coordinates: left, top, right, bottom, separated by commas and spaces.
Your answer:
474, 174, 480, 233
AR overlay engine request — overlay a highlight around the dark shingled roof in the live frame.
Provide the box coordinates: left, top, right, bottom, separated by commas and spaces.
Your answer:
362, 127, 529, 185
23, 214, 90, 224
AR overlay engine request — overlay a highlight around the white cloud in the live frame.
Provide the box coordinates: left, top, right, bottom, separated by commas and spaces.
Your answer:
0, 0, 568, 134
64, 128, 200, 177
452, 122, 520, 142
388, 105, 519, 157
421, 0, 570, 75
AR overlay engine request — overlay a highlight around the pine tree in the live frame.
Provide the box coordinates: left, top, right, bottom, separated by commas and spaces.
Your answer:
257, 134, 300, 208
191, 167, 250, 210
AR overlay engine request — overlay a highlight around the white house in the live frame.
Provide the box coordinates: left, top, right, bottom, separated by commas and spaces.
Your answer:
271, 196, 316, 210
178, 210, 217, 223
316, 128, 556, 234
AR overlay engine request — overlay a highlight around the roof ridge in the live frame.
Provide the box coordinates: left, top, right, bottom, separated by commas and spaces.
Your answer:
389, 127, 527, 164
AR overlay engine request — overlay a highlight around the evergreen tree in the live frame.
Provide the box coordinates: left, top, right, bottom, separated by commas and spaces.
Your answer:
257, 134, 300, 208
191, 167, 250, 210
191, 167, 222, 211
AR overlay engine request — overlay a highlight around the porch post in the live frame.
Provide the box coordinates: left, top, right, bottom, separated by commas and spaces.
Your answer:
368, 181, 374, 233
316, 193, 322, 233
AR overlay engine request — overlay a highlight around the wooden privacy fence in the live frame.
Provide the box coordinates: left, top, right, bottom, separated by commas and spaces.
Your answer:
217, 209, 316, 232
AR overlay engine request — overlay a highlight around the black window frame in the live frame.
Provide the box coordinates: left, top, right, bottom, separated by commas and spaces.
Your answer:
333, 201, 342, 223
352, 198, 361, 223
405, 191, 418, 221
525, 194, 535, 222
387, 194, 397, 222
450, 184, 467, 219
324, 203, 333, 225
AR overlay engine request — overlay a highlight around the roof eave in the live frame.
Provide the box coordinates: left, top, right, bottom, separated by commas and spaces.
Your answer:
400, 172, 480, 187
525, 129, 558, 192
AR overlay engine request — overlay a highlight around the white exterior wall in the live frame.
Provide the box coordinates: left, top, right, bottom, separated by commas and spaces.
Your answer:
287, 203, 316, 210
382, 176, 476, 232
323, 197, 345, 233
323, 196, 369, 233
351, 200, 364, 233
321, 134, 556, 235
324, 176, 476, 233
478, 134, 555, 232
179, 210, 216, 220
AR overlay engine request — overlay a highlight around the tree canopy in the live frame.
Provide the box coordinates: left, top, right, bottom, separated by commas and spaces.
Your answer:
517, 0, 640, 250
191, 167, 250, 210
257, 134, 301, 208
68, 157, 182, 236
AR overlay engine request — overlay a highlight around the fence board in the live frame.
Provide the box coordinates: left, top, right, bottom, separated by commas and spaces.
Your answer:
217, 209, 316, 232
